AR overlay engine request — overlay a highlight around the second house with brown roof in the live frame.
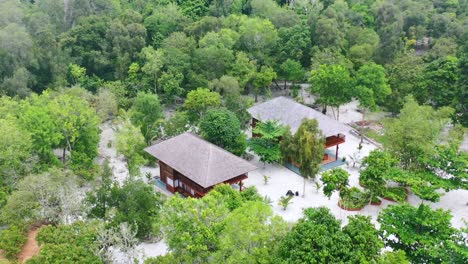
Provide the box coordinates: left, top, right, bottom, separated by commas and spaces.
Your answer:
145, 132, 257, 198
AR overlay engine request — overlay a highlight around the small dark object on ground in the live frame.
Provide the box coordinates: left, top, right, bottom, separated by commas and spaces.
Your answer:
295, 191, 299, 196
286, 190, 294, 196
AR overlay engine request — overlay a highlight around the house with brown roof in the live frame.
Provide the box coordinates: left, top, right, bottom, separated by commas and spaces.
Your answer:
247, 96, 350, 164
145, 132, 257, 198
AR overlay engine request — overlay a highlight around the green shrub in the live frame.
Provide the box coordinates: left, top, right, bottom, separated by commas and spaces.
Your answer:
340, 187, 370, 209
383, 187, 407, 202
371, 195, 381, 204
0, 225, 26, 260
30, 222, 102, 264
278, 195, 294, 210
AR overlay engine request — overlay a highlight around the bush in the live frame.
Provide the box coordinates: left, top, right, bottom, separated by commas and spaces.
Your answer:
371, 195, 381, 204
0, 225, 26, 260
340, 187, 370, 209
30, 222, 102, 264
383, 187, 407, 202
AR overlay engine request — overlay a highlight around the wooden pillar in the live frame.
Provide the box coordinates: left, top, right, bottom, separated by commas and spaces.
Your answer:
335, 144, 339, 160
239, 180, 243, 191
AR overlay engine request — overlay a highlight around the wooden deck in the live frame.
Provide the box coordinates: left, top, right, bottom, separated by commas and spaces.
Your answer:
322, 154, 337, 164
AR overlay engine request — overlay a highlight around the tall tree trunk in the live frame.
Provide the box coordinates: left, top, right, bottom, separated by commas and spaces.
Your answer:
62, 147, 66, 164
322, 104, 327, 114
273, 80, 282, 90
284, 80, 287, 90
331, 107, 337, 120
337, 106, 340, 121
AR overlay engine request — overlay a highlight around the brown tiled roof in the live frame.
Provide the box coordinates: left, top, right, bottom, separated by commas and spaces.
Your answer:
247, 96, 350, 136
144, 133, 257, 188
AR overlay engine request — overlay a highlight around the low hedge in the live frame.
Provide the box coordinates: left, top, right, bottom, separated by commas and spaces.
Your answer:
383, 187, 407, 202
340, 187, 370, 210
0, 225, 27, 260
371, 195, 382, 205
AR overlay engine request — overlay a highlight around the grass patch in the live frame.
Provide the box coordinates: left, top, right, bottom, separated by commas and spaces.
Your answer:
363, 128, 389, 145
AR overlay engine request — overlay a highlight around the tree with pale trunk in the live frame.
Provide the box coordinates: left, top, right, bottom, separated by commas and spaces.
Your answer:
309, 64, 352, 120
280, 119, 325, 196
141, 46, 164, 94
355, 62, 391, 144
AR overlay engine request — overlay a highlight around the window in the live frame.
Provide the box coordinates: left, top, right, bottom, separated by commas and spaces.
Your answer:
167, 178, 174, 187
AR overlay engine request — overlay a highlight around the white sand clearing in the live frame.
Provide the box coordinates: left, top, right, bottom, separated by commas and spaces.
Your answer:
244, 111, 467, 228
97, 121, 130, 185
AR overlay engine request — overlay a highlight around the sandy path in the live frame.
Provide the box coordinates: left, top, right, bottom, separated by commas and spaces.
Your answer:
98, 122, 130, 185
18, 227, 41, 263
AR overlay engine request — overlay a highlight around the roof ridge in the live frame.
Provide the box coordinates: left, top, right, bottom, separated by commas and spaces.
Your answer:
205, 144, 213, 187
145, 132, 257, 188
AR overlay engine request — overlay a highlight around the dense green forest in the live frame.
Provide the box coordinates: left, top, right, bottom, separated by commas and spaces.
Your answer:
0, 0, 467, 263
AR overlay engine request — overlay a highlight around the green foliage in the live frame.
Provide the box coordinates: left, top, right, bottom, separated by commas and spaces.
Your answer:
360, 150, 398, 197
199, 108, 247, 156
340, 187, 370, 210
95, 89, 118, 121
278, 207, 382, 263
347, 27, 379, 68
0, 225, 26, 260
0, 4, 467, 263
343, 215, 384, 263
382, 187, 407, 202
309, 64, 352, 112
278, 195, 294, 210
385, 53, 425, 114
280, 119, 325, 194
29, 222, 102, 264
159, 185, 282, 263
279, 59, 304, 85
423, 144, 468, 190
378, 251, 410, 264
1, 168, 83, 226
423, 56, 461, 108
252, 65, 277, 101
87, 170, 162, 240
18, 90, 100, 176
109, 180, 162, 239
321, 168, 350, 198
248, 120, 286, 164
382, 97, 453, 169
140, 46, 164, 93
183, 88, 222, 121
159, 71, 184, 102
0, 118, 33, 189
378, 203, 466, 263
228, 52, 256, 90
277, 22, 312, 65
163, 111, 191, 138
130, 92, 164, 143
211, 75, 252, 126
86, 161, 114, 220
212, 200, 288, 263
355, 62, 391, 109
238, 16, 278, 62
144, 3, 189, 47
115, 118, 147, 176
